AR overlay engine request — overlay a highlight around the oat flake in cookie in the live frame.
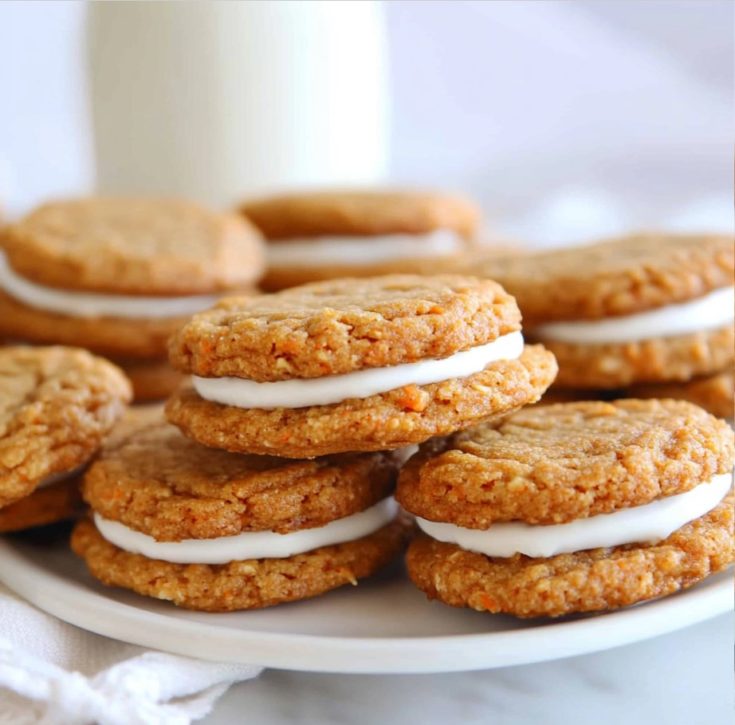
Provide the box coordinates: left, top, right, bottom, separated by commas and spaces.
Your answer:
466, 233, 734, 389
72, 419, 411, 611
398, 400, 735, 618
166, 275, 557, 458
0, 345, 130, 530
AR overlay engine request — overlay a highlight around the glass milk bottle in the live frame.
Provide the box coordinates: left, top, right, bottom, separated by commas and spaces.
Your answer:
87, 1, 390, 206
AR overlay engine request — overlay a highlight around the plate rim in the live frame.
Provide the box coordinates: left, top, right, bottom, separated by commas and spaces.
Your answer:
0, 538, 731, 674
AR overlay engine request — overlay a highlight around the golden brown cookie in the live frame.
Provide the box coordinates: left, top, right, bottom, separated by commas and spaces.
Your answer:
240, 189, 480, 241
166, 346, 556, 457
400, 399, 734, 618
240, 190, 480, 291
406, 492, 734, 618
83, 420, 401, 540
626, 370, 734, 420
467, 233, 734, 324
72, 516, 411, 612
0, 198, 263, 360
0, 346, 130, 508
0, 476, 82, 532
170, 276, 520, 380
115, 358, 186, 402
2, 197, 264, 294
397, 400, 734, 527
546, 327, 734, 389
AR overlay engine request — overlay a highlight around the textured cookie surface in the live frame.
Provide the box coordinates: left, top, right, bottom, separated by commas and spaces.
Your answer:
166, 345, 557, 458
545, 325, 733, 388
72, 516, 411, 611
406, 491, 734, 618
397, 400, 734, 527
0, 292, 187, 358
0, 477, 82, 532
0, 346, 130, 507
1, 197, 264, 294
240, 190, 480, 240
627, 370, 734, 420
169, 275, 521, 380
84, 420, 399, 540
466, 233, 734, 324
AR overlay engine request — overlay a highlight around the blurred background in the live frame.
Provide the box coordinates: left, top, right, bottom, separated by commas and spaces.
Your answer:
0, 0, 731, 247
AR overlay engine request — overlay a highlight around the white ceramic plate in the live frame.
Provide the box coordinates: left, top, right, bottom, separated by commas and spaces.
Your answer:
0, 534, 730, 674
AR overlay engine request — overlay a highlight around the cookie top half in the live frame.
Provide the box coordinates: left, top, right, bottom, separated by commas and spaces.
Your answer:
84, 419, 399, 541
169, 275, 521, 380
472, 233, 734, 325
1, 197, 265, 295
0, 346, 131, 506
239, 190, 480, 240
397, 399, 734, 527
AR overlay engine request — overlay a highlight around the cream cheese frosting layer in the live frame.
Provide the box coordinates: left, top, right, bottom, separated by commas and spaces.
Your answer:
0, 251, 221, 319
192, 331, 524, 410
416, 472, 732, 558
94, 498, 398, 565
534, 286, 735, 344
266, 229, 464, 268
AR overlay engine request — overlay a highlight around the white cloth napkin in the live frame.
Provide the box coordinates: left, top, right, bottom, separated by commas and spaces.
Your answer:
0, 583, 263, 724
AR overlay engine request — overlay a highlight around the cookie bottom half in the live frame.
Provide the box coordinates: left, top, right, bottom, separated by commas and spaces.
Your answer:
0, 478, 82, 533
71, 516, 412, 611
543, 326, 733, 389
405, 491, 734, 618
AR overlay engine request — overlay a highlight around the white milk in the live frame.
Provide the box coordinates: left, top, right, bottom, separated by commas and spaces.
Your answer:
87, 2, 390, 206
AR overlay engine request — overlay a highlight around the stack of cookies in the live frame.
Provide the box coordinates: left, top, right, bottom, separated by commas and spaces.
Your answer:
0, 346, 130, 532
72, 274, 558, 610
467, 233, 734, 418
240, 190, 480, 291
0, 198, 264, 401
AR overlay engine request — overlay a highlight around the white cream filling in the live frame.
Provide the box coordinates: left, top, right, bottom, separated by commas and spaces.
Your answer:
192, 331, 524, 410
416, 472, 732, 559
534, 286, 735, 344
266, 229, 464, 268
0, 251, 221, 319
94, 498, 397, 565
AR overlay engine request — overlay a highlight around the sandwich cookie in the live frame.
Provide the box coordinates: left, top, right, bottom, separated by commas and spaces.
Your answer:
398, 400, 734, 618
71, 420, 411, 611
240, 190, 480, 291
166, 275, 557, 457
0, 198, 264, 398
468, 233, 734, 388
0, 346, 130, 531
